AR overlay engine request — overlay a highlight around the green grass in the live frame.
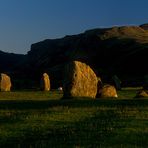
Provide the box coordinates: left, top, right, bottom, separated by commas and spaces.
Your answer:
0, 89, 148, 147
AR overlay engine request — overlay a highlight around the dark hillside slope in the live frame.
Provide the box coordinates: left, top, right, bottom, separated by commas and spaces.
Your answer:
0, 51, 26, 89
0, 50, 26, 73
27, 25, 148, 87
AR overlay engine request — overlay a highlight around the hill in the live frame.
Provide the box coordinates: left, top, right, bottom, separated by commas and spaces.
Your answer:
0, 24, 148, 89
26, 25, 148, 88
0, 50, 26, 73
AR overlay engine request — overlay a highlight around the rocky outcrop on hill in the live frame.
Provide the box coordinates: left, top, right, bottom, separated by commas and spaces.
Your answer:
140, 23, 148, 30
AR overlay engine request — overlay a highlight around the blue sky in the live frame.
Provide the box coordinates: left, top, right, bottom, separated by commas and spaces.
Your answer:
0, 0, 147, 54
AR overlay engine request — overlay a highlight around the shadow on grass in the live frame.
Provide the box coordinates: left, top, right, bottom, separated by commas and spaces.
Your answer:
0, 98, 148, 110
0, 109, 120, 148
3, 104, 148, 148
1, 96, 148, 147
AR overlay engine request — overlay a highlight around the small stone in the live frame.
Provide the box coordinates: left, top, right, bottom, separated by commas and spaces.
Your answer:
40, 73, 50, 91
135, 90, 148, 98
100, 84, 118, 98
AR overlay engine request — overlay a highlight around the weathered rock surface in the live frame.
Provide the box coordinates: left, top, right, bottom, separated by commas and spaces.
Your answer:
40, 73, 50, 91
0, 73, 11, 91
100, 84, 118, 98
63, 61, 98, 98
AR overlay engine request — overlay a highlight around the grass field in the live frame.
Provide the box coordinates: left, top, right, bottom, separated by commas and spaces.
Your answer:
0, 88, 148, 147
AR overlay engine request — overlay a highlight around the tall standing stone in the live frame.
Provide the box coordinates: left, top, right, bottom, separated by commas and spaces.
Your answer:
112, 75, 121, 90
63, 61, 98, 98
143, 75, 148, 89
96, 77, 103, 98
41, 73, 50, 91
0, 73, 11, 91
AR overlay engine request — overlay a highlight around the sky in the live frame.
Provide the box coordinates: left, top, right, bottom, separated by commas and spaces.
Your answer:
0, 0, 147, 54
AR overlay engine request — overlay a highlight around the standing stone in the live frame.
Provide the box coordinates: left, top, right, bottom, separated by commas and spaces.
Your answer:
143, 75, 148, 89
0, 73, 11, 91
63, 61, 98, 98
100, 84, 118, 98
96, 77, 103, 98
112, 75, 121, 90
135, 90, 148, 98
41, 73, 50, 91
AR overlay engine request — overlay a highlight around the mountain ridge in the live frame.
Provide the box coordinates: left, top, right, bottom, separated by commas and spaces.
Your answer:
0, 24, 148, 88
26, 25, 148, 87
